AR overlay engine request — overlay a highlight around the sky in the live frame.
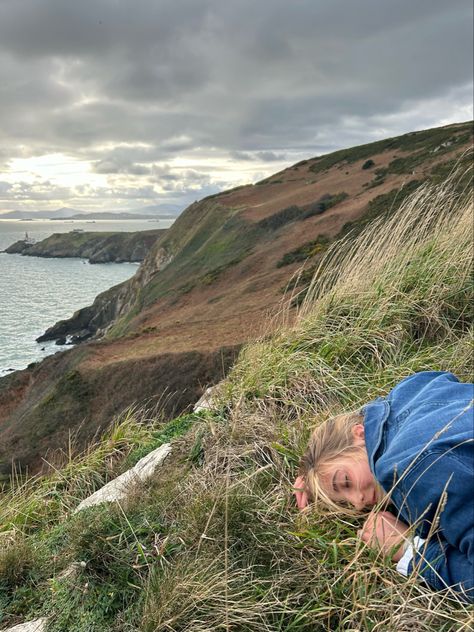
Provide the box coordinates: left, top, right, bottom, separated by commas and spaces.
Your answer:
0, 0, 472, 215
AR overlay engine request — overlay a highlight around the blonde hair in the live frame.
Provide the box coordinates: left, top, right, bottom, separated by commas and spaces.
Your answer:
299, 411, 383, 514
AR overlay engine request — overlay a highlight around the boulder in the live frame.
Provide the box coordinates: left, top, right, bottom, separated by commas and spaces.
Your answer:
2, 619, 48, 632
193, 383, 223, 412
74, 443, 172, 513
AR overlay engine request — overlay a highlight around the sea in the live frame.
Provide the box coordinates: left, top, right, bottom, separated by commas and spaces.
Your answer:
0, 218, 174, 377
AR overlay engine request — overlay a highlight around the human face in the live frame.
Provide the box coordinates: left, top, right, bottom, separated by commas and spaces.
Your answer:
321, 450, 382, 511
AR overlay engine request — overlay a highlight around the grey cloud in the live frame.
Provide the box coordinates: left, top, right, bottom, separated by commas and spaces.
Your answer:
0, 179, 73, 201
0, 182, 13, 195
255, 151, 287, 162
0, 0, 213, 59
93, 159, 152, 175
0, 0, 472, 211
230, 150, 287, 162
150, 165, 216, 191
230, 151, 255, 162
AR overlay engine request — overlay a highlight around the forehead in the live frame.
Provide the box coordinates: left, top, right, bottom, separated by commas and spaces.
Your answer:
320, 454, 354, 476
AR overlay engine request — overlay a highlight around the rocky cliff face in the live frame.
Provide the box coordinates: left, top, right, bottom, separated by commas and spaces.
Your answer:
5, 229, 165, 263
0, 121, 471, 474
37, 241, 175, 342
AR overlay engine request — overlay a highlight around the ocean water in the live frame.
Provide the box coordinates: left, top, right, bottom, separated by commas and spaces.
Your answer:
0, 218, 174, 376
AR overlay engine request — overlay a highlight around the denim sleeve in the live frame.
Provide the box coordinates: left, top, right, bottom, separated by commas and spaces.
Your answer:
398, 451, 474, 601
409, 537, 474, 602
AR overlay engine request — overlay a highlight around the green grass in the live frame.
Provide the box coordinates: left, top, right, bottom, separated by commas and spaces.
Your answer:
308, 121, 472, 175
338, 179, 424, 238
1, 167, 472, 630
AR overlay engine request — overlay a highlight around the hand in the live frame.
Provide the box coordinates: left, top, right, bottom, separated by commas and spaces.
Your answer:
358, 511, 410, 562
293, 475, 309, 510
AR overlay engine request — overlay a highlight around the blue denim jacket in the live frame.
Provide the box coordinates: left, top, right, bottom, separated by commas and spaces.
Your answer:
362, 371, 474, 601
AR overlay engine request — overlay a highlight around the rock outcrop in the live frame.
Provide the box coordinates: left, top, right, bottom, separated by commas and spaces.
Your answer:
36, 242, 174, 343
1, 619, 47, 632
74, 443, 172, 512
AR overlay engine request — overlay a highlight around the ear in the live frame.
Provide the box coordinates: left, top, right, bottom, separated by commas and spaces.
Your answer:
351, 423, 365, 444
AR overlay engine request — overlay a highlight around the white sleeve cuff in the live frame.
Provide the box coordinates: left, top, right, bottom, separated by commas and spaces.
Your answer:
396, 536, 426, 576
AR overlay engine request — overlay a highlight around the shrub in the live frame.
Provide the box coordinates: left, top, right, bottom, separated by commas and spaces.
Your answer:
303, 192, 348, 219
257, 205, 302, 231
277, 235, 330, 267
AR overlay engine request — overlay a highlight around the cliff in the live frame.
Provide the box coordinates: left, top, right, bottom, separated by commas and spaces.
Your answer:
5, 229, 166, 263
0, 121, 471, 474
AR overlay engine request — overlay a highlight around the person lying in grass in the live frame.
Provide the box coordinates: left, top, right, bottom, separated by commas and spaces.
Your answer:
294, 371, 474, 602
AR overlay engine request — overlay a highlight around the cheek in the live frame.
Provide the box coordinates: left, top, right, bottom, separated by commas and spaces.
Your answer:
365, 469, 376, 487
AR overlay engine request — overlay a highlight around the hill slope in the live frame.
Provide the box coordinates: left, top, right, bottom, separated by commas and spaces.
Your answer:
1, 174, 471, 630
0, 121, 471, 474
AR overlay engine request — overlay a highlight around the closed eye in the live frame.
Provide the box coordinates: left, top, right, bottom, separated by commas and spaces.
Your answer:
332, 470, 350, 492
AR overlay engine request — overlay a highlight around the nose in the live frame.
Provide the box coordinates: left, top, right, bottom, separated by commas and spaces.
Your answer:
350, 490, 365, 511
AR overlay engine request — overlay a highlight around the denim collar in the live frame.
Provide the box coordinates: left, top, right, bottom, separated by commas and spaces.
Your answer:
361, 397, 390, 473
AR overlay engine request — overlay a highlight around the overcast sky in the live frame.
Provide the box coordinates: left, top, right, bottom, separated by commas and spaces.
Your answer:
0, 0, 472, 214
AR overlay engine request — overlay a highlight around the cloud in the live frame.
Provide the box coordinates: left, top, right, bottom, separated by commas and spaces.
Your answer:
0, 0, 472, 211
230, 150, 288, 162
93, 159, 152, 176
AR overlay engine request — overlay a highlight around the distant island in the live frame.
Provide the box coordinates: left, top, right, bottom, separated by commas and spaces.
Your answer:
0, 204, 181, 221
51, 212, 157, 220
5, 229, 166, 263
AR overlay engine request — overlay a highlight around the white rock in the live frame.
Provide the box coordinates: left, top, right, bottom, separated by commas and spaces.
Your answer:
74, 443, 172, 513
194, 386, 218, 412
2, 619, 48, 632
56, 560, 87, 581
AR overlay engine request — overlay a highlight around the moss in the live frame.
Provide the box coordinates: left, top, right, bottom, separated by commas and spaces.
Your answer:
0, 537, 50, 624
122, 413, 200, 468
200, 256, 244, 285
39, 504, 170, 632
26, 369, 92, 442
256, 194, 348, 235
430, 153, 473, 186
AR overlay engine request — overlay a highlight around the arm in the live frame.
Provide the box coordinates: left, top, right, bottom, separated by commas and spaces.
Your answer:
396, 451, 474, 601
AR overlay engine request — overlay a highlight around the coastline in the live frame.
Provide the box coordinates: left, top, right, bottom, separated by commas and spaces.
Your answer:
5, 228, 166, 264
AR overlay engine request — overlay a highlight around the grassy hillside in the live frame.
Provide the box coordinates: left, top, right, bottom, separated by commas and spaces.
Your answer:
1, 168, 472, 630
106, 121, 473, 337
0, 121, 472, 481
